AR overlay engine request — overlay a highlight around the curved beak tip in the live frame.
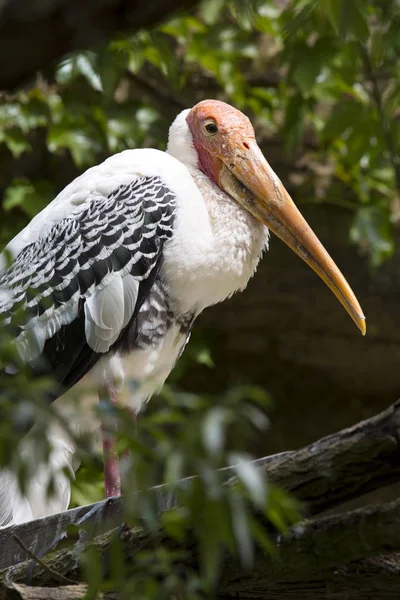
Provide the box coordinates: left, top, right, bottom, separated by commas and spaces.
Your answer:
359, 315, 367, 336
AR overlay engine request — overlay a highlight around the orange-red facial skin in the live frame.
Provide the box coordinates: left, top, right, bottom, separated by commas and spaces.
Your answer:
186, 99, 256, 186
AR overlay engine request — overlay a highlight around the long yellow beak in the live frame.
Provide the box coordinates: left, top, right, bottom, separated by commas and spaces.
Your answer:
219, 141, 366, 335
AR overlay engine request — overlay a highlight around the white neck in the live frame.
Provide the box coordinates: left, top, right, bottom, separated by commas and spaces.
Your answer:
162, 169, 269, 315
163, 108, 269, 315
166, 109, 199, 169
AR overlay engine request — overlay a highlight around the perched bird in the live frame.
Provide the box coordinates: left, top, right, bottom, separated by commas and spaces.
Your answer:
0, 100, 366, 526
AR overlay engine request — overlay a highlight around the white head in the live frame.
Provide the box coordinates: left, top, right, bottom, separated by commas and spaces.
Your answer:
167, 99, 366, 335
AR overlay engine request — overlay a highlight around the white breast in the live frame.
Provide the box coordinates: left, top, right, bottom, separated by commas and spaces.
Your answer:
119, 325, 188, 412
161, 166, 269, 315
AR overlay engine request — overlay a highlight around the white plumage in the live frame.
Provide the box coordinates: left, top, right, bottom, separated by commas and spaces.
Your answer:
0, 107, 267, 525
0, 99, 365, 526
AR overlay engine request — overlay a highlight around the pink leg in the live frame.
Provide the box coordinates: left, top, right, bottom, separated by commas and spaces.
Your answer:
119, 407, 137, 493
100, 385, 121, 498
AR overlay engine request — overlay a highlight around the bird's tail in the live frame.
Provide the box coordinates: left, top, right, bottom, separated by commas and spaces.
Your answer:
0, 425, 76, 527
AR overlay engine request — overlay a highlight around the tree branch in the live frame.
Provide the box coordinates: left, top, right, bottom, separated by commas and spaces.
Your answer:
3, 497, 400, 597
220, 498, 400, 596
247, 398, 400, 515
2, 400, 400, 573
0, 402, 400, 600
0, 582, 116, 600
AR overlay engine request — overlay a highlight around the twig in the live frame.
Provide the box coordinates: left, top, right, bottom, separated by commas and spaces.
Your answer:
11, 536, 78, 586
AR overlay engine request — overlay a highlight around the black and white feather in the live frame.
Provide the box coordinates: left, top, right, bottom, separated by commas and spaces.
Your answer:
0, 118, 268, 526
1, 175, 176, 392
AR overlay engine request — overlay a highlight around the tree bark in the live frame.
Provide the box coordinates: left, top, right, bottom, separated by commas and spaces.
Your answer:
2, 400, 400, 570
0, 0, 199, 90
3, 499, 400, 596
0, 583, 117, 600
2, 403, 400, 598
246, 399, 400, 515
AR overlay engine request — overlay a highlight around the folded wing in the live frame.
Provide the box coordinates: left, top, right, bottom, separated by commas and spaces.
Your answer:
0, 175, 176, 394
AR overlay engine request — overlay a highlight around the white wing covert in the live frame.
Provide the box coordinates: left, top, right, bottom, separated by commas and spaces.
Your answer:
0, 175, 176, 392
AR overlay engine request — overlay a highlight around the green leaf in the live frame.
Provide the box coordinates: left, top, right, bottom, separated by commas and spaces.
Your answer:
200, 0, 225, 25
3, 179, 54, 218
48, 124, 98, 167
99, 58, 124, 99
203, 408, 226, 455
383, 82, 400, 118
370, 28, 385, 67
0, 128, 31, 157
57, 53, 103, 92
321, 100, 362, 142
282, 92, 307, 149
322, 0, 369, 40
287, 37, 337, 94
195, 348, 214, 368
348, 1, 370, 42
229, 452, 266, 508
350, 205, 393, 267
292, 48, 323, 93
229, 488, 254, 567
322, 0, 343, 34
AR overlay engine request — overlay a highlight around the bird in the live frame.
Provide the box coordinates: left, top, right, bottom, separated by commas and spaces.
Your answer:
0, 99, 366, 526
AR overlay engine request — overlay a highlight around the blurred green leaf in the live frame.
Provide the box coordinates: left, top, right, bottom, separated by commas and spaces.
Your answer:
0, 128, 31, 157
200, 0, 225, 24
3, 179, 54, 218
370, 28, 385, 67
350, 205, 393, 267
57, 53, 103, 92
48, 125, 99, 167
322, 0, 343, 34
321, 0, 369, 40
230, 452, 266, 508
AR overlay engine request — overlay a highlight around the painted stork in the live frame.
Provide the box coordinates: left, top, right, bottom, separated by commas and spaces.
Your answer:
0, 100, 366, 526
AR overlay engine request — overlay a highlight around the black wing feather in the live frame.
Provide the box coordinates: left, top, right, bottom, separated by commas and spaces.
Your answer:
0, 175, 176, 399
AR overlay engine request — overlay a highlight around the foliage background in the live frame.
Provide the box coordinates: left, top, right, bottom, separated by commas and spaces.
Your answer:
1, 0, 400, 595
2, 0, 400, 265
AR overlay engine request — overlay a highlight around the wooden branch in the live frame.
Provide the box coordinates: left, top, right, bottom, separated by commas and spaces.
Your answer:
11, 536, 78, 585
0, 497, 123, 569
2, 400, 400, 573
0, 0, 199, 90
218, 556, 400, 600
225, 498, 400, 586
3, 497, 400, 596
0, 582, 117, 600
233, 398, 400, 515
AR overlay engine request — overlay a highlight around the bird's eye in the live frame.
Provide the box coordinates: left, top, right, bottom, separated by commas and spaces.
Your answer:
204, 121, 218, 135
